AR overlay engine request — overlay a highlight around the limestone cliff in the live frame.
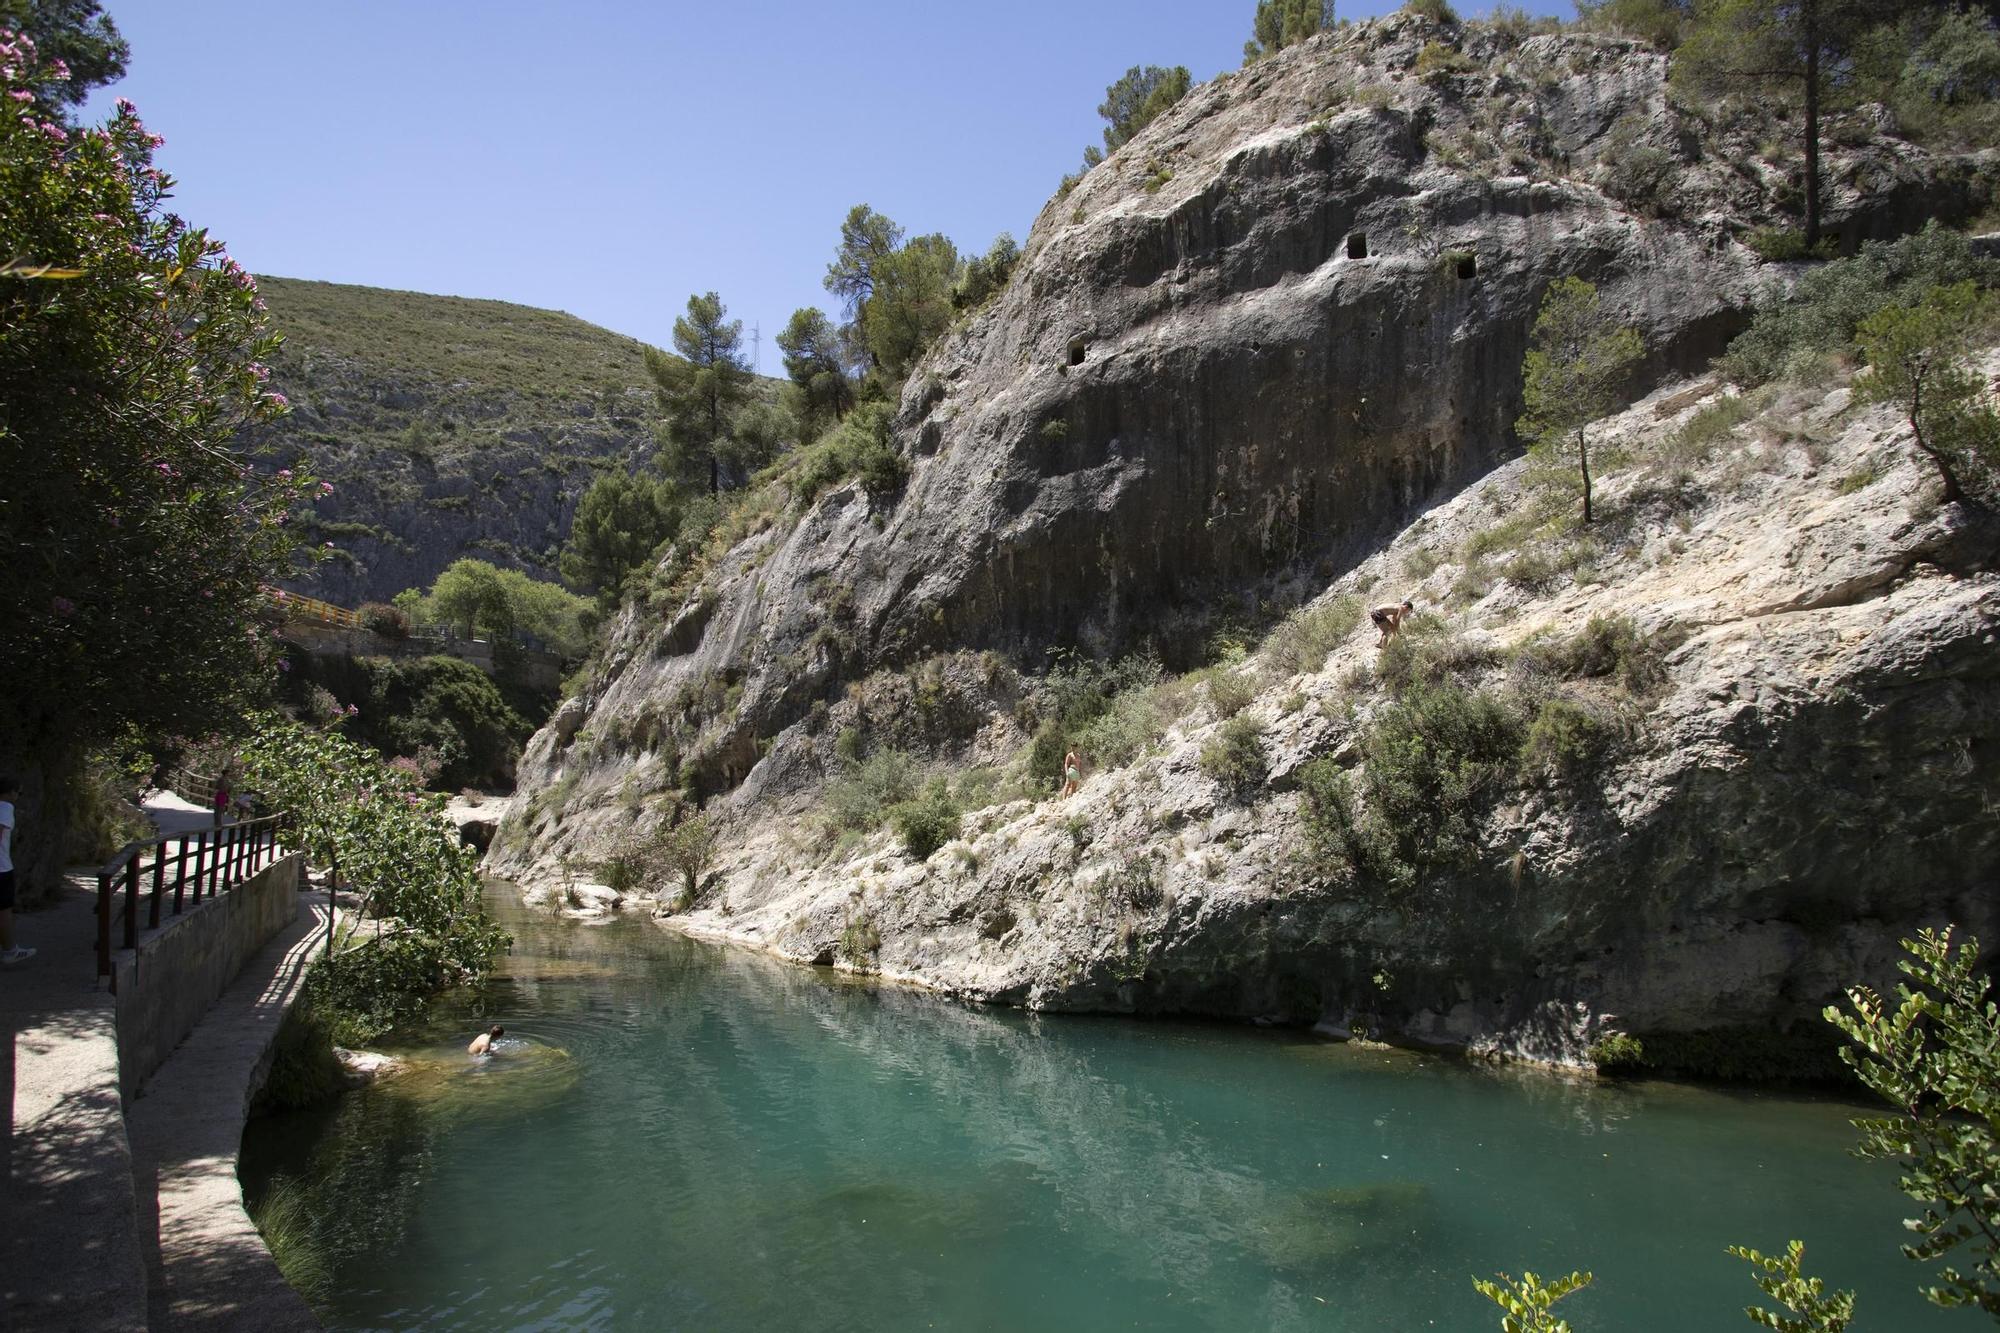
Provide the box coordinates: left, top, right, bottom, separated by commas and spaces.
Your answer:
489, 15, 1998, 1071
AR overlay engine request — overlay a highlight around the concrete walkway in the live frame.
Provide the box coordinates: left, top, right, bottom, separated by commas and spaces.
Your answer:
1, 871, 148, 1332
129, 893, 325, 1332
4, 794, 326, 1331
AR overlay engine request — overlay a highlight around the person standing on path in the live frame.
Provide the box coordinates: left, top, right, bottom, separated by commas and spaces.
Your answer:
0, 776, 32, 965
211, 765, 231, 831
1062, 749, 1082, 798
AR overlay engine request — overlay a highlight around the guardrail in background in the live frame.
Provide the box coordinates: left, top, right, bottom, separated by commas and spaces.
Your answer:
264, 585, 361, 629
94, 814, 287, 989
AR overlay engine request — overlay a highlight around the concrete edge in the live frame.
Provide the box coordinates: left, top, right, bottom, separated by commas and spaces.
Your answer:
126, 877, 326, 1332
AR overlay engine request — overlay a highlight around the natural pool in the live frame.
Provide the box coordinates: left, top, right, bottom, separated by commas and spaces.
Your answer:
242, 886, 1978, 1331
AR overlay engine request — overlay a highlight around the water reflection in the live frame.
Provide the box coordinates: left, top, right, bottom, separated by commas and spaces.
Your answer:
240, 885, 1969, 1332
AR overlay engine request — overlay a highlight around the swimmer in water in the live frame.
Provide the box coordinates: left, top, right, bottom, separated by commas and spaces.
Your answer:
467, 1024, 504, 1056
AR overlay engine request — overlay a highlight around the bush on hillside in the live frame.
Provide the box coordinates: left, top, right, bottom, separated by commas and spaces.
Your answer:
1518, 614, 1674, 697
1359, 680, 1522, 877
889, 779, 962, 860
1375, 621, 1500, 695
1262, 596, 1363, 676
788, 401, 907, 502
288, 653, 529, 790
1744, 227, 1838, 264
1518, 695, 1622, 783
951, 233, 1021, 312
358, 602, 410, 638
825, 748, 919, 834
1200, 714, 1269, 796
1723, 224, 1995, 386
1404, 0, 1459, 24
1026, 653, 1164, 788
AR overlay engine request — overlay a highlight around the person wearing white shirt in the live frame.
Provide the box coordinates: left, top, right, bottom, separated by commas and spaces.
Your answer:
0, 776, 30, 966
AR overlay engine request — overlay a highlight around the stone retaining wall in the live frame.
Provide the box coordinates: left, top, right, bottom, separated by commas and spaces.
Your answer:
113, 854, 305, 1102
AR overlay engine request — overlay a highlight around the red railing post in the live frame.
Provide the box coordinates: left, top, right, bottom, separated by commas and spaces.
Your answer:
123, 855, 139, 950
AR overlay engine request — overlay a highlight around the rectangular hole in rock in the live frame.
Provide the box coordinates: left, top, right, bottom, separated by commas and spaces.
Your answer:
1457, 254, 1476, 280
1347, 232, 1368, 259
1068, 337, 1087, 366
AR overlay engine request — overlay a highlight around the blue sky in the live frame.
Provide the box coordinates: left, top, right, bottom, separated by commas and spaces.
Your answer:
87, 0, 1571, 358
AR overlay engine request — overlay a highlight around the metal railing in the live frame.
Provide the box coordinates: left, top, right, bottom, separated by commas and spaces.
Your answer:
265, 586, 362, 628
94, 815, 287, 987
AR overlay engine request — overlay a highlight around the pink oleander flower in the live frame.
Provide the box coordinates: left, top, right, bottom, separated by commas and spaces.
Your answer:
115, 97, 135, 116
276, 467, 292, 480
276, 658, 291, 672
7, 89, 30, 103
319, 481, 334, 497
266, 392, 288, 409
47, 57, 68, 80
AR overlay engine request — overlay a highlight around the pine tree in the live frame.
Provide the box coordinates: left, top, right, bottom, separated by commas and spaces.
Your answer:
823, 205, 904, 322
1853, 282, 2000, 506
1675, 0, 1900, 248
862, 233, 959, 381
1516, 277, 1644, 524
648, 291, 750, 496
776, 306, 853, 437
1088, 65, 1191, 164
1245, 0, 1336, 63
559, 470, 678, 599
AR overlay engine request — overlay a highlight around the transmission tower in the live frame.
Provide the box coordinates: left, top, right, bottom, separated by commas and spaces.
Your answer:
750, 322, 761, 376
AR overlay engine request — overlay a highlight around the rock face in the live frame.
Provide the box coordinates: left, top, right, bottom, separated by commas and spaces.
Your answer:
490, 16, 1998, 1069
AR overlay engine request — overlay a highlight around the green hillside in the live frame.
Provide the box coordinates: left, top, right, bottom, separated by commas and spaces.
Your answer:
249, 277, 665, 607
257, 275, 656, 403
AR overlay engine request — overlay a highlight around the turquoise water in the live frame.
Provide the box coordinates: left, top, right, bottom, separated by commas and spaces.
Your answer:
241, 888, 1978, 1332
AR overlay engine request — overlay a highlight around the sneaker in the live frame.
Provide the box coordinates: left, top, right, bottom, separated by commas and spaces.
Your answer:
0, 947, 35, 965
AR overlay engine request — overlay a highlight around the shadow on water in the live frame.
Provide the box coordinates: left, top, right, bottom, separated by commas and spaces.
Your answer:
240, 882, 1978, 1333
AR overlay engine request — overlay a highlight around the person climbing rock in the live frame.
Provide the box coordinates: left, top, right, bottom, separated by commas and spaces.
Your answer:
0, 776, 31, 966
1062, 748, 1082, 798
1371, 599, 1415, 647
468, 1024, 505, 1056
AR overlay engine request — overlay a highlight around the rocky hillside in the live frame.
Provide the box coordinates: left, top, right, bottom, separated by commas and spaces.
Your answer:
504, 357, 1999, 1071
247, 277, 661, 606
489, 14, 1998, 1072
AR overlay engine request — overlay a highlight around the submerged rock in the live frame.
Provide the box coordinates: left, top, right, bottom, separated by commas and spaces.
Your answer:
334, 1048, 404, 1086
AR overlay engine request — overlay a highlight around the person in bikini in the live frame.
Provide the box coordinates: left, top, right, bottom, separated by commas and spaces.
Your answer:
1061, 748, 1082, 797
1371, 599, 1415, 647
